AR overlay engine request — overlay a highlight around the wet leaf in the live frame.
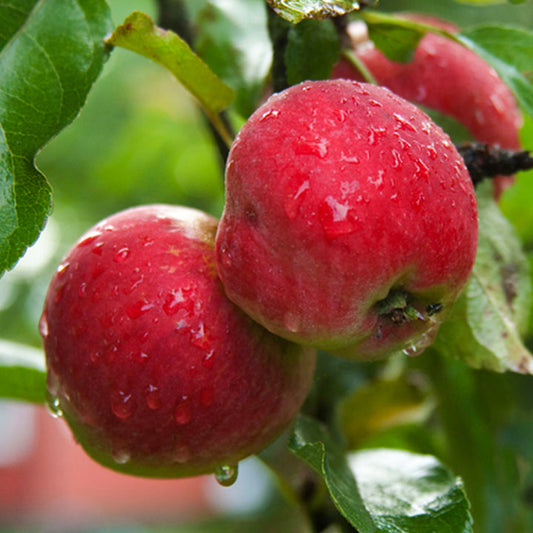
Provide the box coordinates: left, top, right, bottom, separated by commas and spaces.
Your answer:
192, 0, 271, 118
267, 0, 361, 24
0, 0, 112, 275
289, 415, 378, 533
285, 18, 340, 85
434, 182, 533, 373
339, 374, 435, 449
349, 448, 473, 533
106, 11, 235, 118
0, 340, 46, 403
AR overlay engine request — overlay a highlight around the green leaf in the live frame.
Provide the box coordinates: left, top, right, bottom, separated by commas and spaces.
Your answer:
434, 182, 533, 374
289, 415, 378, 533
0, 0, 113, 275
365, 20, 423, 63
462, 25, 533, 76
266, 0, 362, 24
106, 11, 235, 120
285, 18, 340, 85
348, 448, 473, 533
0, 340, 46, 403
192, 0, 271, 118
339, 374, 435, 449
457, 28, 533, 118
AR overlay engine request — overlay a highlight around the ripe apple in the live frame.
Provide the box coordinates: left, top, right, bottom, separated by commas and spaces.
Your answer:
215, 79, 478, 360
332, 14, 522, 198
40, 205, 316, 479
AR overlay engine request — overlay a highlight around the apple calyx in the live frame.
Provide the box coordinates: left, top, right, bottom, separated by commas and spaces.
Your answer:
376, 289, 442, 327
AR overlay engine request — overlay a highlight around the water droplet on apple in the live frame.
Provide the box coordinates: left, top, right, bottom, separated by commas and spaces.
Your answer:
112, 448, 131, 464
174, 444, 191, 464
90, 351, 101, 363
145, 384, 162, 410
114, 248, 130, 263
391, 149, 403, 170
214, 464, 239, 487
78, 231, 101, 247
46, 393, 63, 419
56, 262, 70, 276
163, 289, 186, 316
402, 323, 440, 357
39, 313, 49, 339
92, 242, 104, 255
174, 397, 192, 425
126, 301, 154, 320
110, 390, 135, 419
78, 282, 88, 297
202, 349, 215, 368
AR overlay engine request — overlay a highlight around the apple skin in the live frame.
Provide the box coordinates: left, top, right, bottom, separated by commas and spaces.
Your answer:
215, 80, 478, 360
40, 205, 316, 478
332, 15, 522, 198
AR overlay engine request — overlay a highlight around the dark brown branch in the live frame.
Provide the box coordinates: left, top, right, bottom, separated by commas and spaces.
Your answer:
457, 142, 533, 185
156, 0, 233, 168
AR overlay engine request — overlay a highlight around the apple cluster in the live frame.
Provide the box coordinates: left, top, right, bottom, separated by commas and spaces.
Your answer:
40, 14, 519, 482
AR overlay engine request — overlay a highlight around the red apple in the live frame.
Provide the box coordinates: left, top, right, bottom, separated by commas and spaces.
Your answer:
332, 14, 522, 198
40, 205, 316, 479
215, 80, 478, 360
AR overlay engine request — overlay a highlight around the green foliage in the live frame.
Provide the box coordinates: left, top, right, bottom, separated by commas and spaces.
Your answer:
285, 19, 340, 85
267, 0, 362, 24
362, 11, 425, 62
349, 448, 473, 532
106, 10, 235, 145
0, 340, 46, 403
0, 0, 112, 275
190, 0, 272, 118
434, 182, 533, 373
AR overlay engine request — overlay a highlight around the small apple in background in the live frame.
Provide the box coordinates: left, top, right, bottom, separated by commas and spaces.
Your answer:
332, 14, 522, 198
40, 205, 316, 481
216, 79, 478, 360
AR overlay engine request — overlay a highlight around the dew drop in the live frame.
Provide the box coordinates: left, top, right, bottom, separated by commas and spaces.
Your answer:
112, 448, 131, 464
191, 322, 210, 349
90, 351, 101, 364
126, 301, 154, 320
145, 384, 162, 410
110, 390, 135, 419
202, 349, 215, 368
391, 149, 403, 170
402, 324, 440, 357
114, 248, 130, 263
123, 275, 144, 295
174, 397, 192, 425
92, 242, 104, 255
214, 464, 239, 487
78, 282, 88, 297
39, 314, 49, 339
78, 232, 101, 247
284, 312, 300, 334
46, 393, 63, 419
174, 444, 191, 464
56, 262, 70, 276
368, 98, 382, 108
163, 289, 186, 316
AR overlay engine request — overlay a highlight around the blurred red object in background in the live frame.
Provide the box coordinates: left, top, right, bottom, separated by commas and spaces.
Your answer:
0, 403, 209, 530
